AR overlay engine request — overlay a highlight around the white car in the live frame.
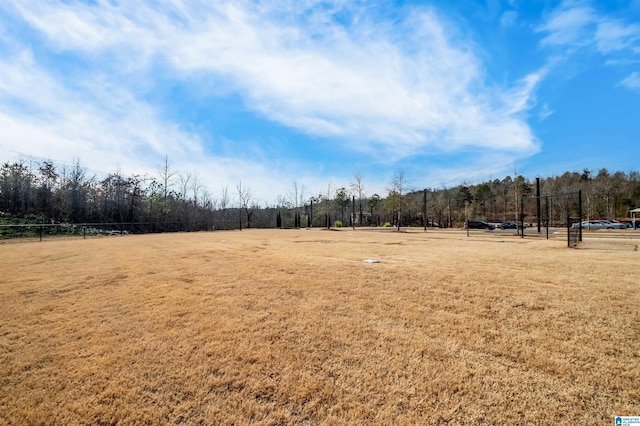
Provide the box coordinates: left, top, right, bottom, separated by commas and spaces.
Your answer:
601, 220, 627, 229
576, 220, 626, 230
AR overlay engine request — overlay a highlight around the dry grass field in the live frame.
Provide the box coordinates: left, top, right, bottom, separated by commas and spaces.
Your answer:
1, 229, 639, 425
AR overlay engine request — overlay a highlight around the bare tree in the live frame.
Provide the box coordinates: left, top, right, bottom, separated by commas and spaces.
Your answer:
287, 180, 306, 209
350, 171, 365, 226
287, 180, 306, 228
190, 171, 204, 207
387, 169, 410, 230
178, 172, 191, 201
158, 155, 176, 201
276, 194, 292, 209
313, 183, 334, 228
236, 181, 254, 229
220, 185, 230, 210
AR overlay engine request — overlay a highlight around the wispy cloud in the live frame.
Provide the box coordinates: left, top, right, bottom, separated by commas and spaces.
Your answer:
538, 1, 640, 60
538, 103, 554, 121
500, 69, 547, 115
536, 1, 640, 96
620, 72, 640, 91
0, 48, 202, 168
595, 18, 640, 55
500, 11, 518, 29
537, 2, 596, 48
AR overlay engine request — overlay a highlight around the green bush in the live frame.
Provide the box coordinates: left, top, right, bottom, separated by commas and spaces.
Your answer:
333, 220, 343, 228
382, 222, 391, 227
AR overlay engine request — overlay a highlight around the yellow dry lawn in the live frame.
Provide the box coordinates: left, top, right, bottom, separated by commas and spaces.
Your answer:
1, 229, 639, 425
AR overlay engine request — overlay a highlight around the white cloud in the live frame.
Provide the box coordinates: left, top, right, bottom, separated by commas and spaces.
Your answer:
595, 18, 640, 54
536, 0, 640, 107
4, 1, 538, 154
164, 5, 509, 157
538, 103, 554, 120
500, 69, 547, 115
537, 2, 596, 47
500, 11, 518, 29
620, 72, 640, 91
538, 2, 640, 60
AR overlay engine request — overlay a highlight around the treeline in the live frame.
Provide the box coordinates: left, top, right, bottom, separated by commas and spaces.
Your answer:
1, 158, 639, 232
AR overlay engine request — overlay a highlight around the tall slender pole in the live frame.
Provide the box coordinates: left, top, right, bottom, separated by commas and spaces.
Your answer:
578, 190, 583, 242
520, 196, 524, 238
466, 203, 469, 237
423, 189, 427, 232
536, 177, 541, 233
545, 196, 549, 240
352, 195, 355, 230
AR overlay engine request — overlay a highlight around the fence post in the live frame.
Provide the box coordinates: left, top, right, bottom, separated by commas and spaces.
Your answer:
545, 196, 549, 240
578, 190, 582, 242
423, 189, 427, 232
520, 196, 524, 239
536, 177, 541, 233
352, 195, 355, 230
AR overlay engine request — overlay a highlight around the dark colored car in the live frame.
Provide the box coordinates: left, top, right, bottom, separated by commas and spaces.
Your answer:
498, 222, 526, 230
465, 220, 495, 230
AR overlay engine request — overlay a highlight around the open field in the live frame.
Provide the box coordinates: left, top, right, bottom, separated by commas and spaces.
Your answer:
1, 229, 639, 424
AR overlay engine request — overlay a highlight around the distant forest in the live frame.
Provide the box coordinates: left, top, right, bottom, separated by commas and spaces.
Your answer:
2, 157, 639, 232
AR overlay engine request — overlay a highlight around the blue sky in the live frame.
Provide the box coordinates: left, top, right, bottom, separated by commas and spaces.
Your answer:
1, 0, 639, 205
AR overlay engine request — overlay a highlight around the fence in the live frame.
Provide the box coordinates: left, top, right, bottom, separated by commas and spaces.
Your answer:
516, 189, 582, 246
0, 222, 202, 241
567, 216, 582, 247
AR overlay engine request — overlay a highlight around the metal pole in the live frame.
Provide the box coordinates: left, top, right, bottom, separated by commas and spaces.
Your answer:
352, 195, 355, 230
578, 190, 583, 242
423, 189, 427, 232
545, 196, 549, 240
536, 177, 541, 233
520, 196, 524, 238
465, 204, 469, 237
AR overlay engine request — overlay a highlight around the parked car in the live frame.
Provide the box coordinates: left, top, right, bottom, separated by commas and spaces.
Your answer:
602, 220, 627, 229
465, 220, 495, 230
573, 220, 626, 230
498, 222, 526, 230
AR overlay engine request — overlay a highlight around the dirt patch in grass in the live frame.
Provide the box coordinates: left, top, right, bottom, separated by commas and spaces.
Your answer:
1, 229, 639, 424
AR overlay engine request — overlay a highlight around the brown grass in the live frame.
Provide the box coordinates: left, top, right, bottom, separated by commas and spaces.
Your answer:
1, 229, 639, 425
